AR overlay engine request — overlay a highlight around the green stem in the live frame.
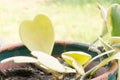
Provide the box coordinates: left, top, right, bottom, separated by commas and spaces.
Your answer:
88, 46, 103, 62
90, 55, 115, 76
83, 50, 114, 68
90, 53, 120, 75
80, 66, 97, 80
81, 53, 116, 80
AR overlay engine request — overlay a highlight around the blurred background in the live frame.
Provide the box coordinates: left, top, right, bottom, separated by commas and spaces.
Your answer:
0, 0, 120, 45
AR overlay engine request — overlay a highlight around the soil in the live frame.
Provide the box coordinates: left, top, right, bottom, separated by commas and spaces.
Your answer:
0, 57, 77, 80
0, 64, 78, 80
0, 57, 107, 80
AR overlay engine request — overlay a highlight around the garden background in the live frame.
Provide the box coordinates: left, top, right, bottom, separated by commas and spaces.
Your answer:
0, 0, 119, 45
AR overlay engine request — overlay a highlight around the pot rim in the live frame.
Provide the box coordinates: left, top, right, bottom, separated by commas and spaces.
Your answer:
0, 41, 118, 80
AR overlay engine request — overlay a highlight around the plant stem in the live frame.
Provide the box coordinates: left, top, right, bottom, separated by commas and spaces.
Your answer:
51, 71, 60, 80
88, 45, 103, 61
80, 66, 96, 80
83, 50, 114, 68
90, 55, 115, 76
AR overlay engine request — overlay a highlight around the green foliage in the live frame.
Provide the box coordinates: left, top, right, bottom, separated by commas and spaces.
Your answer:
62, 51, 91, 75
1, 14, 76, 80
51, 0, 120, 6
1, 3, 120, 80
89, 3, 120, 80
107, 4, 120, 36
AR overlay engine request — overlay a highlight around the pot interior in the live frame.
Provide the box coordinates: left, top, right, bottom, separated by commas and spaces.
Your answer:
0, 42, 100, 61
0, 42, 115, 79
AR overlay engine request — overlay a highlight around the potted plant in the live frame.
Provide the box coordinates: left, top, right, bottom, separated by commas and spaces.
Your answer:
0, 3, 119, 80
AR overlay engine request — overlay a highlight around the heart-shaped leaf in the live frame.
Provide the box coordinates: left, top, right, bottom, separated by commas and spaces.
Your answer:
62, 51, 92, 75
107, 4, 120, 36
19, 14, 54, 55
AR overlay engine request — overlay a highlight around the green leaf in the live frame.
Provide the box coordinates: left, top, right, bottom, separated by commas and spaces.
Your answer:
1, 56, 38, 63
62, 51, 92, 75
19, 14, 54, 55
107, 4, 120, 36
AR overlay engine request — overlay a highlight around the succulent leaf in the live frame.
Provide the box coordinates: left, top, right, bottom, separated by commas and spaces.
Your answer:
19, 14, 54, 55
62, 51, 92, 75
107, 4, 120, 36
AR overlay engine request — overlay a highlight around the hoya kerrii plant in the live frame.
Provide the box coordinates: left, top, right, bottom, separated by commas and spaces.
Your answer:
1, 3, 120, 80
0, 14, 91, 80
80, 3, 120, 80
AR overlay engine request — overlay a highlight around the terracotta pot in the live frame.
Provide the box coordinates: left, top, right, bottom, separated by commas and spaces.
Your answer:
0, 41, 118, 80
